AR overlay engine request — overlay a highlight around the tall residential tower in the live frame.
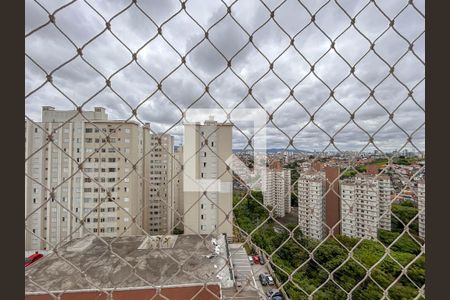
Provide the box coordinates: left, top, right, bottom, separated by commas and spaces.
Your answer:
183, 117, 233, 237
25, 107, 149, 250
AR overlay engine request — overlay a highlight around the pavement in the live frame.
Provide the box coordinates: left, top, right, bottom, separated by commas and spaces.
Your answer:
227, 243, 276, 300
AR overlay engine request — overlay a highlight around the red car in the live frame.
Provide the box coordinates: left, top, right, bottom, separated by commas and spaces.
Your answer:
252, 255, 260, 264
25, 252, 43, 267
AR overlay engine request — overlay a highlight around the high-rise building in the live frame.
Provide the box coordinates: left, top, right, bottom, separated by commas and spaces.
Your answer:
25, 107, 149, 251
183, 117, 233, 236
340, 174, 392, 239
297, 171, 327, 240
311, 164, 341, 235
262, 160, 291, 218
417, 180, 425, 239
378, 175, 393, 231
172, 146, 184, 232
145, 133, 175, 234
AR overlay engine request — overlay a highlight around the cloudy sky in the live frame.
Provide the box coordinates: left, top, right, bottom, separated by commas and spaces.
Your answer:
25, 0, 425, 153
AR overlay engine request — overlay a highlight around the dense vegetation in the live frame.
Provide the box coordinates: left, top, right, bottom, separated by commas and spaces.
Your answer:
233, 192, 425, 300
391, 200, 419, 236
340, 165, 367, 179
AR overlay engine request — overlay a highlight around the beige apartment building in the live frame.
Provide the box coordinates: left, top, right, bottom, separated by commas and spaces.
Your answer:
297, 170, 327, 240
145, 133, 175, 234
262, 160, 291, 218
25, 106, 150, 251
172, 145, 184, 232
417, 180, 425, 239
340, 174, 393, 239
183, 117, 233, 237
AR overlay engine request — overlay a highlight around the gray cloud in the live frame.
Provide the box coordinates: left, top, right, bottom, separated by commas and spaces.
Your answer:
25, 0, 425, 153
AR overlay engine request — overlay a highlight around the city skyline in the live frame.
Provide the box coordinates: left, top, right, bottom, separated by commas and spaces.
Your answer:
25, 1, 426, 299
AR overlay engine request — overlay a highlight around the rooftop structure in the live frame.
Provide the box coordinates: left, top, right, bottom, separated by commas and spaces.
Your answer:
25, 234, 232, 299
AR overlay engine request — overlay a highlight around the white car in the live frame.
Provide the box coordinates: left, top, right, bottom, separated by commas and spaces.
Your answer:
266, 274, 274, 285
248, 256, 254, 265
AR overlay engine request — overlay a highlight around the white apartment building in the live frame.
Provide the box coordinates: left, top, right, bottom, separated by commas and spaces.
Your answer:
297, 171, 326, 240
378, 175, 393, 231
146, 133, 174, 234
417, 181, 425, 239
262, 161, 291, 218
340, 174, 392, 239
25, 106, 149, 251
183, 117, 233, 237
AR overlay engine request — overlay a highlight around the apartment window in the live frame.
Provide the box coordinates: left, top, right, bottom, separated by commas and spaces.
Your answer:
211, 141, 214, 147
34, 128, 38, 133
108, 158, 116, 163
201, 214, 204, 220
203, 162, 206, 167
85, 128, 93, 133
204, 152, 206, 157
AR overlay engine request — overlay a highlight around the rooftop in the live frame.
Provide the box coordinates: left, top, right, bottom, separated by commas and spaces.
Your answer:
25, 234, 233, 294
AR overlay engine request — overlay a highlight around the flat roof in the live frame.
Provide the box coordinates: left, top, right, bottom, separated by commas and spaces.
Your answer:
25, 234, 232, 294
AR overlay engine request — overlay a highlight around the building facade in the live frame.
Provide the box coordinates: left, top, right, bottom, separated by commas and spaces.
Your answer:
378, 175, 393, 231
183, 117, 233, 236
417, 181, 425, 239
262, 161, 291, 218
173, 145, 184, 232
340, 174, 392, 239
145, 134, 175, 234
297, 171, 327, 240
312, 164, 341, 235
25, 107, 150, 250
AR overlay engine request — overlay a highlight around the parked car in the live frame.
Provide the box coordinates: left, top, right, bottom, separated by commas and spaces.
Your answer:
248, 256, 254, 265
259, 255, 266, 265
267, 288, 282, 299
259, 273, 269, 286
25, 252, 43, 267
253, 255, 260, 264
266, 274, 275, 285
266, 289, 283, 300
